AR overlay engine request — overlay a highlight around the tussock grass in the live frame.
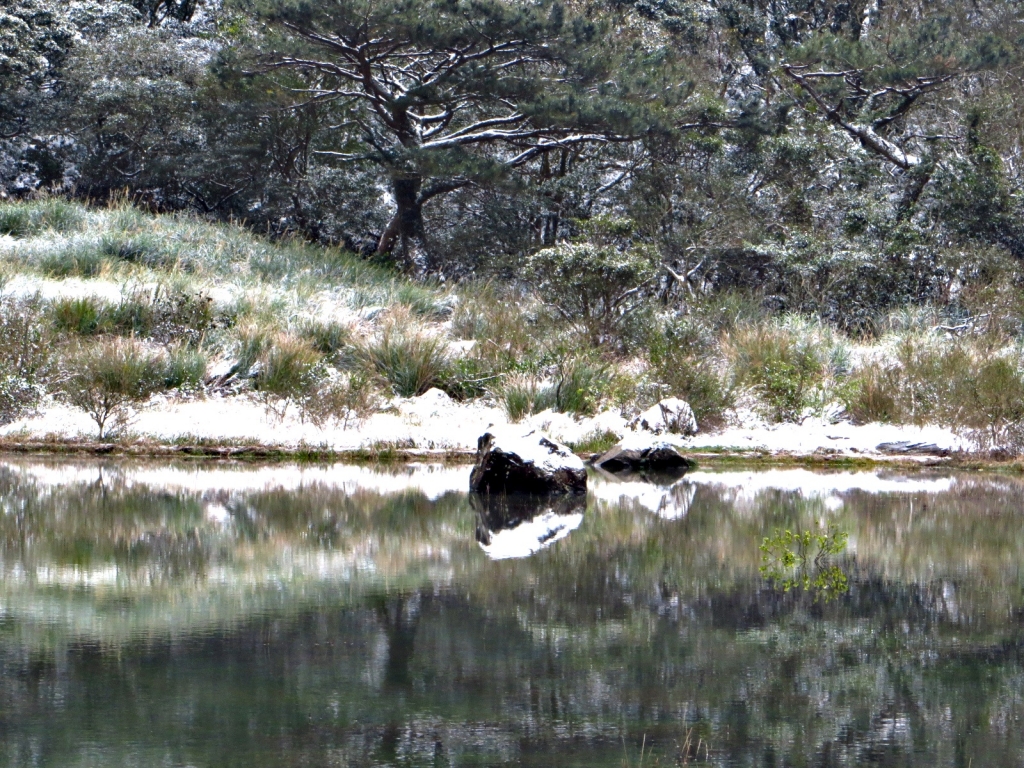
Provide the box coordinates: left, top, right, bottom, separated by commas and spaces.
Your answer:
358, 310, 451, 397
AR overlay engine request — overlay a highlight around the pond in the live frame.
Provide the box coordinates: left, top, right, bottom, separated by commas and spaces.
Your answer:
0, 458, 1022, 767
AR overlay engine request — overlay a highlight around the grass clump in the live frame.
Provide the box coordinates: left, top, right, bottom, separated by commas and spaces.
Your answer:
358, 311, 450, 397
250, 334, 322, 418
493, 374, 556, 422
566, 429, 620, 455
298, 371, 378, 429
646, 316, 733, 429
0, 199, 86, 238
725, 317, 848, 422
297, 318, 352, 360
162, 345, 208, 389
50, 296, 104, 336
60, 338, 169, 438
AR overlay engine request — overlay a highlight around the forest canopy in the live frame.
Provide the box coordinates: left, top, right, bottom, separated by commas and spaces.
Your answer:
3, 0, 1024, 325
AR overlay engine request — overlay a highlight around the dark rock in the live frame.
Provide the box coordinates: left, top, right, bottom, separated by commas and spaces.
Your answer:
876, 441, 950, 457
593, 441, 695, 473
469, 429, 587, 495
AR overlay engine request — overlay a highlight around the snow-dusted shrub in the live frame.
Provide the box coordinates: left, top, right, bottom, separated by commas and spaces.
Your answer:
251, 335, 322, 419
526, 242, 659, 346
61, 339, 168, 439
298, 371, 378, 430
645, 315, 733, 429
0, 295, 52, 423
493, 374, 556, 422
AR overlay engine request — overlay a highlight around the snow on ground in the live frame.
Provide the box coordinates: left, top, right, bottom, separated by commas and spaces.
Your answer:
1, 273, 239, 307
0, 385, 974, 460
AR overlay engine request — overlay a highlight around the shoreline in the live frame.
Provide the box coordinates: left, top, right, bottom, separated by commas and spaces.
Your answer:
1, 435, 1018, 473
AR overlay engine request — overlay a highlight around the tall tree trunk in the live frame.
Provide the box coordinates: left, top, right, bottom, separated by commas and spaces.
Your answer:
377, 175, 430, 278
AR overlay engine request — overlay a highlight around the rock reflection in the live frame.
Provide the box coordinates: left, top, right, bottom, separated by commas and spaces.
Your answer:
590, 466, 695, 519
472, 493, 585, 560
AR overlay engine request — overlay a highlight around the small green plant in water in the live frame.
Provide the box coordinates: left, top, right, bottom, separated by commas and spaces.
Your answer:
759, 524, 849, 601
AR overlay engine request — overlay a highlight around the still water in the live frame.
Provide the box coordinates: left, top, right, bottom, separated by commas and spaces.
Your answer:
0, 459, 1022, 767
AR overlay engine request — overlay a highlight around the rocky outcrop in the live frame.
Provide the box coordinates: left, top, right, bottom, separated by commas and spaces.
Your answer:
629, 398, 698, 436
469, 429, 587, 495
592, 439, 695, 474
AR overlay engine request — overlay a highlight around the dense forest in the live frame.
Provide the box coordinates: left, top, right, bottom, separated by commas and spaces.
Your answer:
4, 0, 1024, 447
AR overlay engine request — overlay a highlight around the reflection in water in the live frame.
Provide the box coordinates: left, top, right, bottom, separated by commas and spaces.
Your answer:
0, 459, 1023, 767
473, 493, 586, 560
591, 467, 696, 518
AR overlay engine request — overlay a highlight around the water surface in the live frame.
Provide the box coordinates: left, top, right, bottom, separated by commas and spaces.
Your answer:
0, 459, 1022, 767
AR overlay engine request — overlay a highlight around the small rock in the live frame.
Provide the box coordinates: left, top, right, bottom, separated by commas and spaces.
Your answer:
470, 429, 587, 495
629, 398, 698, 436
876, 441, 950, 457
593, 440, 695, 473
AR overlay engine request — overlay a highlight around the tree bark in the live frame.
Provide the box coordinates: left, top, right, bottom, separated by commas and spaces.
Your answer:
377, 174, 431, 278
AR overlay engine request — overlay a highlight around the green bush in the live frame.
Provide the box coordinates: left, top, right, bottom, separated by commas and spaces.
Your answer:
297, 371, 378, 429
957, 357, 1024, 452
493, 375, 557, 422
725, 318, 845, 422
61, 339, 168, 438
550, 354, 611, 417
527, 242, 659, 346
647, 318, 733, 428
162, 346, 208, 389
298, 318, 352, 360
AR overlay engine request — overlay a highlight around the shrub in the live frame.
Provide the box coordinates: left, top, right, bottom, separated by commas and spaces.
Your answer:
549, 354, 611, 417
0, 295, 51, 423
61, 339, 167, 438
298, 318, 352, 360
252, 335, 323, 418
162, 346, 208, 389
956, 357, 1024, 452
298, 370, 378, 429
725, 318, 847, 422
527, 242, 659, 346
647, 318, 733, 428
358, 314, 450, 397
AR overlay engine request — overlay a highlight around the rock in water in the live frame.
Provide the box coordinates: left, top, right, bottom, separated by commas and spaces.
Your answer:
469, 429, 587, 495
593, 440, 695, 473
629, 398, 698, 436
